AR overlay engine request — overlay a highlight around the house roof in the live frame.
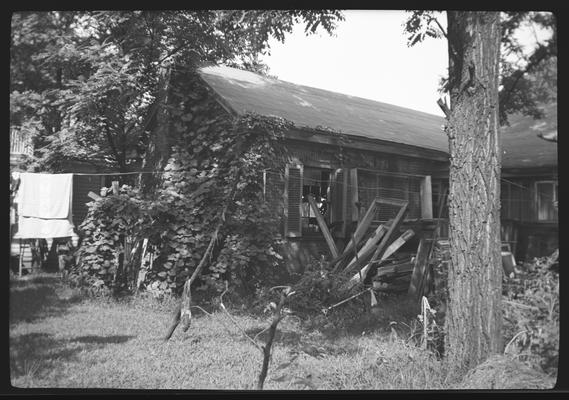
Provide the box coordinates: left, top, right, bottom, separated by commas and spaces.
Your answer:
199, 65, 448, 153
199, 65, 557, 170
500, 102, 557, 170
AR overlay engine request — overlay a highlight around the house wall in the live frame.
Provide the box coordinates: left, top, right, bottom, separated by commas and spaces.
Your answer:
500, 174, 558, 260
276, 138, 447, 270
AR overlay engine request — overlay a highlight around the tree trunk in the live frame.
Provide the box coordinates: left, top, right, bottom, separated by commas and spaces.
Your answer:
139, 57, 173, 193
445, 11, 503, 372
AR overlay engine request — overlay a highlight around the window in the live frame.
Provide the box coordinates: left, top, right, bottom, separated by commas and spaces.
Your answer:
301, 167, 331, 233
536, 181, 558, 221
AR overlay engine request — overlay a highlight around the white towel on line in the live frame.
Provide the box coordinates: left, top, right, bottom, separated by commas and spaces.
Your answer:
13, 172, 76, 239
14, 217, 76, 239
18, 173, 73, 219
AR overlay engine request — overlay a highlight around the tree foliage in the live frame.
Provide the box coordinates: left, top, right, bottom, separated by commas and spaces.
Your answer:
72, 111, 293, 296
10, 10, 344, 172
404, 10, 556, 125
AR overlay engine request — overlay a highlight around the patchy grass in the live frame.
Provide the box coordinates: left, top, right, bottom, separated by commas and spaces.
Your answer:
10, 273, 455, 389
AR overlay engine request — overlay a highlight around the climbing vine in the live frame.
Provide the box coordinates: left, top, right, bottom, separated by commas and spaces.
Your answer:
72, 111, 292, 297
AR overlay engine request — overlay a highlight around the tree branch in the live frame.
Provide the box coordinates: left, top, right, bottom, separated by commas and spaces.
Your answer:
499, 43, 555, 112
432, 17, 447, 38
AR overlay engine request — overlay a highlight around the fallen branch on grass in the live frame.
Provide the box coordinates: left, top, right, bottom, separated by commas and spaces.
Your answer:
216, 282, 295, 389
163, 176, 240, 341
256, 287, 293, 390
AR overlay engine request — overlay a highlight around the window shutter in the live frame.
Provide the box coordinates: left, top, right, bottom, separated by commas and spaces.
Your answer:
263, 169, 285, 230
284, 164, 303, 237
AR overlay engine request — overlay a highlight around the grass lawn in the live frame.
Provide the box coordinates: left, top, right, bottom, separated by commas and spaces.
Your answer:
10, 273, 454, 390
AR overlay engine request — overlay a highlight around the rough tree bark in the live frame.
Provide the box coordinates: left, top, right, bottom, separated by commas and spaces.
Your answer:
444, 11, 503, 371
138, 56, 174, 194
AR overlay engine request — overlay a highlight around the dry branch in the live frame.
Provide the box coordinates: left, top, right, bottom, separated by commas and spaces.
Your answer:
257, 289, 289, 390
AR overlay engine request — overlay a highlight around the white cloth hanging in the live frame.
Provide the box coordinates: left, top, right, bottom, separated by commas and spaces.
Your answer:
13, 173, 76, 239
18, 173, 73, 219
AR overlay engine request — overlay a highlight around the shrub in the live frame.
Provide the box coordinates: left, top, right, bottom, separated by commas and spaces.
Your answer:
502, 253, 559, 375
71, 112, 292, 299
71, 185, 149, 293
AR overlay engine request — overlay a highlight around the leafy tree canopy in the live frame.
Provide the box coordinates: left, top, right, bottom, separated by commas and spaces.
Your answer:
10, 10, 344, 172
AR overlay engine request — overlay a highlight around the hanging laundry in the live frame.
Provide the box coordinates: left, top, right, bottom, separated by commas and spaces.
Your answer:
18, 173, 73, 219
15, 218, 75, 239
13, 173, 76, 240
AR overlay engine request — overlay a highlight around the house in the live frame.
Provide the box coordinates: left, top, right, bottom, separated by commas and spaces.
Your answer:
196, 65, 557, 266
498, 102, 558, 260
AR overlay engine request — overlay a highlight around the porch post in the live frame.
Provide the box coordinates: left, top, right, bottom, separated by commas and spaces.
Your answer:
420, 175, 433, 219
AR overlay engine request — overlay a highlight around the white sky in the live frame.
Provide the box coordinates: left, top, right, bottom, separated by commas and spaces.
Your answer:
261, 10, 449, 116
260, 10, 554, 117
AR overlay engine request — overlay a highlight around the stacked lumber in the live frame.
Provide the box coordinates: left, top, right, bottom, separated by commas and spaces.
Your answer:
307, 195, 441, 300
306, 197, 414, 294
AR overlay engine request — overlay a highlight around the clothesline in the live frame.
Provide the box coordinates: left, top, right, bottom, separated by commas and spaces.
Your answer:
15, 169, 557, 202
72, 171, 163, 176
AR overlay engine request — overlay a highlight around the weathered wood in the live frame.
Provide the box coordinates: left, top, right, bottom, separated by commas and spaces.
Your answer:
340, 198, 378, 257
284, 164, 303, 237
308, 195, 339, 258
341, 169, 349, 237
420, 175, 433, 219
286, 129, 449, 162
375, 261, 414, 279
111, 181, 119, 195
344, 228, 415, 289
376, 198, 408, 208
180, 218, 223, 332
164, 173, 239, 340
369, 201, 409, 264
350, 168, 359, 221
87, 191, 102, 201
407, 238, 431, 298
257, 290, 288, 390
341, 224, 386, 274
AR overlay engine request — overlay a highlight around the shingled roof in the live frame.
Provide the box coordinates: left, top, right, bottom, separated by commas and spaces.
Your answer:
500, 102, 557, 170
199, 65, 448, 153
198, 65, 557, 170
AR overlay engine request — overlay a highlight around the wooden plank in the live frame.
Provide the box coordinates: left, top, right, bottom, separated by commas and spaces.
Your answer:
412, 187, 447, 298
420, 175, 433, 219
112, 181, 119, 195
341, 169, 348, 237
344, 228, 415, 289
369, 201, 409, 264
350, 168, 359, 221
376, 261, 414, 279
308, 195, 339, 259
341, 224, 387, 274
376, 198, 408, 208
340, 198, 378, 257
407, 238, 430, 297
374, 229, 415, 262
285, 129, 449, 162
87, 191, 102, 201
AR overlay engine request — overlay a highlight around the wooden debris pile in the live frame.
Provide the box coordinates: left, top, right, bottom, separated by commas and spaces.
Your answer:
307, 195, 437, 300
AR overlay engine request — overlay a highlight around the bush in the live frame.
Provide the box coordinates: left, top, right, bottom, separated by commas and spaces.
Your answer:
502, 252, 559, 375
70, 185, 148, 293
70, 112, 292, 299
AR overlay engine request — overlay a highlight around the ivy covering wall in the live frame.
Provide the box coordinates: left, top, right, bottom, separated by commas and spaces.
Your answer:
72, 69, 293, 297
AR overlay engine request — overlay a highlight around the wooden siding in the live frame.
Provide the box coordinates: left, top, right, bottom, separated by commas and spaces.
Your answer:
500, 176, 558, 224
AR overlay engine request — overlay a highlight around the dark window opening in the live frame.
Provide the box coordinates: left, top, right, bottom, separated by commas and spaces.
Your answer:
536, 181, 558, 221
301, 168, 330, 233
